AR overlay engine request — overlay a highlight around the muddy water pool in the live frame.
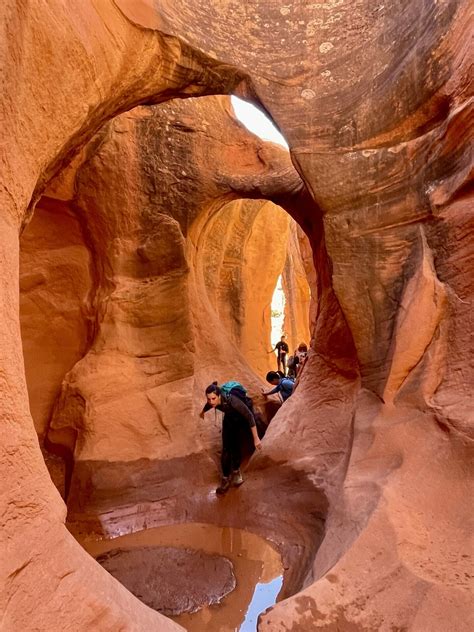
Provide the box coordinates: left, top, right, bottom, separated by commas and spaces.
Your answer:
80, 522, 283, 631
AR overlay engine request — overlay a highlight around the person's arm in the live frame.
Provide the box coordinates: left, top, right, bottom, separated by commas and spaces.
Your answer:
199, 401, 212, 419
250, 425, 262, 450
229, 395, 255, 426
261, 385, 280, 397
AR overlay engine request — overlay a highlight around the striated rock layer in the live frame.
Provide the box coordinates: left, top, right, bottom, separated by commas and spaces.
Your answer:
282, 222, 312, 354
1, 1, 472, 631
33, 98, 303, 472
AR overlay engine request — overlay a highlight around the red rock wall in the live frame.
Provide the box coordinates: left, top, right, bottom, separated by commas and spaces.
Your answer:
199, 198, 290, 376
1, 2, 472, 631
282, 222, 312, 354
42, 100, 301, 469
20, 198, 91, 440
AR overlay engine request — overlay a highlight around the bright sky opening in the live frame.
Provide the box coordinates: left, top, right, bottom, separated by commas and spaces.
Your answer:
231, 96, 289, 149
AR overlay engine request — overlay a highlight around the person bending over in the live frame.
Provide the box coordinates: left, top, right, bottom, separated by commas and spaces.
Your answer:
262, 371, 294, 402
200, 382, 262, 495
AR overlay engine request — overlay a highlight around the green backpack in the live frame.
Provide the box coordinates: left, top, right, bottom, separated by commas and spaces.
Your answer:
220, 381, 247, 399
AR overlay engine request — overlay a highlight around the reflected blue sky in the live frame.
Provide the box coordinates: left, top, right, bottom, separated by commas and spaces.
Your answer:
240, 575, 284, 631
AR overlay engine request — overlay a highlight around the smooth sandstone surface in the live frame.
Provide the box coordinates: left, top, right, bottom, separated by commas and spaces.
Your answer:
282, 222, 312, 354
36, 98, 302, 467
1, 1, 472, 631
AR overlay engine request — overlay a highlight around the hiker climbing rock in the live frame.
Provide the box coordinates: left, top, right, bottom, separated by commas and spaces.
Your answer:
262, 371, 294, 402
200, 381, 262, 495
295, 342, 308, 377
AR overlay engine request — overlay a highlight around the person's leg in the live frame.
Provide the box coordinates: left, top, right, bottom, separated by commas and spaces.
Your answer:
277, 354, 282, 372
223, 416, 243, 487
282, 354, 287, 375
220, 448, 232, 478
217, 416, 233, 494
230, 429, 244, 486
229, 429, 242, 473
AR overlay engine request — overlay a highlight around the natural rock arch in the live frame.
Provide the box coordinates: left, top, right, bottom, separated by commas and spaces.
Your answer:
1, 2, 472, 631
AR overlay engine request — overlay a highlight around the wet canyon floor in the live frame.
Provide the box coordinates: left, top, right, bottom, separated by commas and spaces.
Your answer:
68, 454, 328, 630
79, 523, 284, 631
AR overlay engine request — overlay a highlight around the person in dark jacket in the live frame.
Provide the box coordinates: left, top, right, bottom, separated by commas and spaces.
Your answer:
270, 335, 289, 375
262, 371, 294, 402
200, 382, 262, 495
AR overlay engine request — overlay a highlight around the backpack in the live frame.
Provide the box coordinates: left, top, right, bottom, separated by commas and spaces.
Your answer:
221, 380, 255, 411
280, 378, 294, 398
287, 355, 297, 369
221, 381, 267, 438
221, 380, 248, 400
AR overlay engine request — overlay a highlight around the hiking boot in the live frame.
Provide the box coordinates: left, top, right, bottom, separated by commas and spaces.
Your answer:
231, 469, 244, 487
216, 477, 231, 495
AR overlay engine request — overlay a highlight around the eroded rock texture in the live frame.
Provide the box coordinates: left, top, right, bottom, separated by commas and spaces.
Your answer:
282, 223, 312, 354
20, 198, 92, 441
31, 98, 302, 473
1, 1, 472, 631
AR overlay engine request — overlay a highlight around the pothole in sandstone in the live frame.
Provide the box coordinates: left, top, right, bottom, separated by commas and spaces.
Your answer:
81, 522, 283, 631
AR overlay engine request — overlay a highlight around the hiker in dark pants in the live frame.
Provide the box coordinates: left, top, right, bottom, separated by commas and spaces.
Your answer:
269, 335, 289, 375
200, 382, 262, 495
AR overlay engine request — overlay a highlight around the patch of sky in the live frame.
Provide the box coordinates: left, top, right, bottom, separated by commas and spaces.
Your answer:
231, 96, 288, 149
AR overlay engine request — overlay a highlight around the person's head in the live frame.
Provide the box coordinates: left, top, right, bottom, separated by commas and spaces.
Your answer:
266, 371, 281, 386
276, 370, 285, 378
298, 342, 308, 352
280, 335, 286, 341
205, 381, 221, 407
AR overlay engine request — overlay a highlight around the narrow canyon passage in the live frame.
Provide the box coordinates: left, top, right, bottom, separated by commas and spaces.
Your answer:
2, 3, 472, 631
19, 96, 328, 629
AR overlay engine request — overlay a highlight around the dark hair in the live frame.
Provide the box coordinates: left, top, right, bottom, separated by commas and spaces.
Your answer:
205, 381, 221, 396
266, 371, 280, 383
297, 342, 308, 352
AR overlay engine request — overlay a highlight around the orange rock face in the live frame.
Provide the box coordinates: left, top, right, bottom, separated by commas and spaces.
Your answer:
32, 99, 302, 472
201, 198, 292, 376
1, 1, 472, 631
20, 198, 91, 440
282, 223, 312, 355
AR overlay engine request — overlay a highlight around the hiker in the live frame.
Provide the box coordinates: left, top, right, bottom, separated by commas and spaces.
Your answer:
270, 335, 289, 375
200, 381, 262, 495
262, 371, 294, 402
286, 354, 297, 379
295, 342, 308, 376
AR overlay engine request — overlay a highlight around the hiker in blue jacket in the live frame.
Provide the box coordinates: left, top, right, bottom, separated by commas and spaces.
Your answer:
262, 371, 294, 402
200, 381, 262, 495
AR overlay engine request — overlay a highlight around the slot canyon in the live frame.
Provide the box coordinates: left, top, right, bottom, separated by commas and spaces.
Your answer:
1, 1, 472, 631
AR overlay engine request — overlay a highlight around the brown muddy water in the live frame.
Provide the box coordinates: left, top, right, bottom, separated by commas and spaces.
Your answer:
80, 522, 283, 631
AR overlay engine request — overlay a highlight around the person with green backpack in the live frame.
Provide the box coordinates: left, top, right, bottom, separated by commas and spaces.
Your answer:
200, 381, 262, 495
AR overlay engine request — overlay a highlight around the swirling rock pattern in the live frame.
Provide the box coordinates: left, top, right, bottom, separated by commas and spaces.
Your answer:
1, 1, 472, 631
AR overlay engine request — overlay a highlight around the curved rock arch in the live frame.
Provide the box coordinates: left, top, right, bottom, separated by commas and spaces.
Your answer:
1, 1, 472, 631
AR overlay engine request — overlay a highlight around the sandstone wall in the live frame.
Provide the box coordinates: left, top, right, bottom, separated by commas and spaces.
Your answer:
42, 99, 302, 470
282, 222, 312, 355
20, 198, 92, 440
1, 2, 472, 631
200, 198, 290, 376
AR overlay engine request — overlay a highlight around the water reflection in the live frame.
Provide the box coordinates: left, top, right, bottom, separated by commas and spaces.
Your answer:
79, 522, 283, 632
241, 576, 283, 631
